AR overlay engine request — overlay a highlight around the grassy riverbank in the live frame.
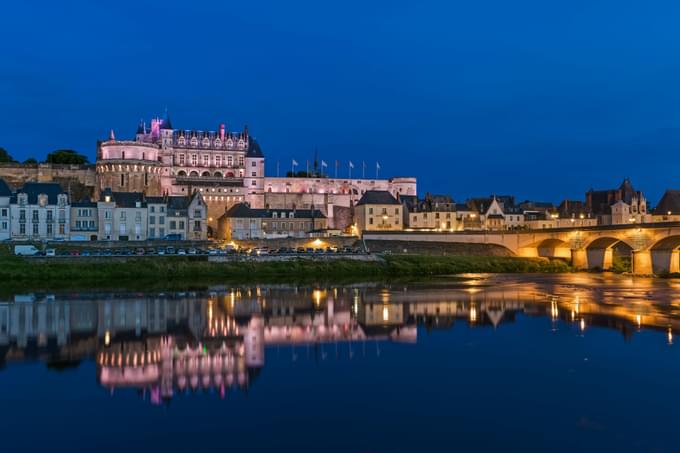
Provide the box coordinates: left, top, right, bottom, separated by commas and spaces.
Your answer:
0, 254, 570, 292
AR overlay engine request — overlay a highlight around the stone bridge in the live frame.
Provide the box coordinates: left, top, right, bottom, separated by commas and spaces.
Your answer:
364, 223, 680, 275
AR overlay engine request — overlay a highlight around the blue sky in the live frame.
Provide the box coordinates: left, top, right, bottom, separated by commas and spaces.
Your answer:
1, 0, 679, 203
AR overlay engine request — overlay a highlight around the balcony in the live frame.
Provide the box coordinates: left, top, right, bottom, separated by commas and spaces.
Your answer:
175, 176, 244, 186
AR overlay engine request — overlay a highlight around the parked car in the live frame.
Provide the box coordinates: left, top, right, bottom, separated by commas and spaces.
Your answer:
166, 246, 175, 255
14, 245, 40, 256
135, 248, 145, 256
81, 250, 91, 257
45, 248, 56, 257
188, 248, 197, 255
162, 234, 182, 241
157, 247, 166, 255
177, 248, 186, 255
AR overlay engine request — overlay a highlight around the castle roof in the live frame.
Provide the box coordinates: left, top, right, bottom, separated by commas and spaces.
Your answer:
653, 189, 680, 215
246, 138, 264, 158
356, 190, 400, 206
161, 114, 173, 130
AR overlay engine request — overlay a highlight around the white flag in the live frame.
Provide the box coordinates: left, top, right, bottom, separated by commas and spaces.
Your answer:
349, 161, 354, 168
292, 159, 298, 166
321, 160, 328, 168
376, 162, 381, 170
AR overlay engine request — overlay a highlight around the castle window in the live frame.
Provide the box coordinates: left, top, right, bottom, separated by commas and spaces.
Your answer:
203, 155, 209, 166
144, 172, 148, 186
190, 137, 198, 147
191, 154, 197, 166
120, 174, 125, 187
122, 151, 125, 159
179, 154, 185, 165
227, 156, 233, 167
202, 138, 210, 148
238, 156, 244, 167
178, 137, 186, 146
214, 138, 222, 147
215, 155, 222, 167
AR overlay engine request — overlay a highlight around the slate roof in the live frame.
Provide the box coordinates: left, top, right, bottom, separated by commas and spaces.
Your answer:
72, 200, 97, 208
11, 182, 65, 204
0, 178, 11, 197
222, 203, 326, 219
246, 138, 264, 158
356, 190, 400, 206
653, 190, 680, 215
99, 189, 145, 208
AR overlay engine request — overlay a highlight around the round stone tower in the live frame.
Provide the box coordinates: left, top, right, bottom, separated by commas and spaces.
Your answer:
96, 138, 163, 197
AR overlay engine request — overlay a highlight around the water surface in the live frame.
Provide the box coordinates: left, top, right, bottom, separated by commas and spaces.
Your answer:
1, 274, 679, 452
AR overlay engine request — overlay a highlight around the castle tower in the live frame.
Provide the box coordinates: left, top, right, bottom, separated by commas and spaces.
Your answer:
96, 136, 163, 196
244, 128, 265, 208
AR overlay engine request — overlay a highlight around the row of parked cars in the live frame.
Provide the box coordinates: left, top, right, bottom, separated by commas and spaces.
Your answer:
16, 244, 364, 257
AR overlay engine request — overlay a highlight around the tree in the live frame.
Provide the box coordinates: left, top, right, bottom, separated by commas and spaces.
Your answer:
0, 147, 16, 163
23, 157, 38, 165
45, 149, 89, 165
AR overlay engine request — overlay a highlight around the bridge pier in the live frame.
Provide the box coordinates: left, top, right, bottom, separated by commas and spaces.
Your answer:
571, 249, 588, 270
632, 250, 653, 275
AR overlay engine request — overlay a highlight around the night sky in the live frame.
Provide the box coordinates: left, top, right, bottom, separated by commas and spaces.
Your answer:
1, 0, 679, 204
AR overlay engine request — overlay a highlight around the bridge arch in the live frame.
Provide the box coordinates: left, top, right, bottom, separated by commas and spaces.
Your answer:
648, 236, 680, 274
581, 236, 634, 270
519, 238, 572, 260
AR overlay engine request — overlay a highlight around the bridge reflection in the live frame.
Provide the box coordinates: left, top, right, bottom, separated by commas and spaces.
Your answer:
1, 277, 678, 404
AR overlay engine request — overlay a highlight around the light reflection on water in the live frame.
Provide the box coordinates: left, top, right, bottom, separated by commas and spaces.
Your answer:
1, 274, 680, 451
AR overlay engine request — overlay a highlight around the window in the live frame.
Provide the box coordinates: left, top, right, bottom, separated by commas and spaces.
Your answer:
369, 208, 373, 214
0, 221, 6, 230
19, 210, 26, 221
150, 206, 155, 213
0, 208, 7, 217
395, 208, 399, 215
46, 211, 53, 222
216, 156, 222, 167
150, 216, 155, 225
194, 209, 201, 217
159, 216, 165, 225
369, 218, 374, 225
160, 206, 165, 213
159, 228, 165, 237
203, 155, 209, 166
120, 223, 126, 235
191, 154, 198, 166
104, 223, 111, 235
194, 220, 201, 231
120, 211, 126, 221
120, 174, 125, 186
179, 154, 185, 165
89, 220, 96, 229
32, 211, 39, 222
47, 223, 53, 236
227, 155, 233, 167
135, 212, 141, 222
59, 224, 64, 235
170, 221, 176, 229
251, 172, 257, 177
75, 220, 82, 229
105, 210, 112, 220
32, 223, 39, 235
238, 156, 244, 167
179, 221, 185, 229
251, 161, 256, 167
150, 228, 155, 238
251, 180, 256, 186
19, 224, 25, 235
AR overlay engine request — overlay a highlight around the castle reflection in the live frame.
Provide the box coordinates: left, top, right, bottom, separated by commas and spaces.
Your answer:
1, 275, 679, 404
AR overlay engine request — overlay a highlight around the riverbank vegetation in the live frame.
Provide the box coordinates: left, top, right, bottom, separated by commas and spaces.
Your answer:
0, 254, 571, 292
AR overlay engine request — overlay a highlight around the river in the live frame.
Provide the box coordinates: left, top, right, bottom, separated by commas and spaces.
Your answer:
1, 274, 679, 452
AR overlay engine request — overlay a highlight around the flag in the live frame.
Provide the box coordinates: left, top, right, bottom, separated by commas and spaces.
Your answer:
349, 161, 354, 168
292, 159, 298, 166
376, 162, 381, 170
321, 160, 328, 168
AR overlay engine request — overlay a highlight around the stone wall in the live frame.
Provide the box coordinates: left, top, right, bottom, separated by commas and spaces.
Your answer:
0, 163, 96, 200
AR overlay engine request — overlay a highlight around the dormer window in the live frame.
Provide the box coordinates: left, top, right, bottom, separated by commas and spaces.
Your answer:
238, 139, 245, 149
18, 193, 28, 206
214, 138, 222, 148
38, 194, 48, 207
273, 212, 278, 218
190, 137, 198, 148
202, 138, 210, 148
227, 139, 233, 148
178, 137, 186, 146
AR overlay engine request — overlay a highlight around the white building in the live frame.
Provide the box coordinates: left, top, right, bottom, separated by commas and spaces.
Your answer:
97, 189, 147, 241
0, 179, 10, 240
9, 182, 70, 241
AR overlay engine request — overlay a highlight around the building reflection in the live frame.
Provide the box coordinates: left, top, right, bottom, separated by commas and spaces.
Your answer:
1, 277, 679, 403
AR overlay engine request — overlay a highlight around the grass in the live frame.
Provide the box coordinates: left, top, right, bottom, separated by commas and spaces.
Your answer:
0, 253, 571, 293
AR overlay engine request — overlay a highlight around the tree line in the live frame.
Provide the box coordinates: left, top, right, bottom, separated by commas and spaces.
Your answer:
0, 147, 89, 165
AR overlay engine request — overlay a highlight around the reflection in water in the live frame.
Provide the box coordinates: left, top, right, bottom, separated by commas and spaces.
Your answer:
2, 274, 680, 405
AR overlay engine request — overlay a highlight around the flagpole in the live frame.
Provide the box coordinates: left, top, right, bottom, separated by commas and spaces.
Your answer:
362, 161, 365, 179
276, 160, 280, 177
349, 162, 352, 179
335, 160, 338, 179
376, 162, 379, 179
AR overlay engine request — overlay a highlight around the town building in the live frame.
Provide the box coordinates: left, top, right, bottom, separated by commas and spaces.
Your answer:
353, 190, 402, 235
97, 189, 148, 241
70, 200, 98, 241
9, 182, 70, 241
146, 192, 208, 240
217, 203, 327, 240
0, 179, 10, 240
586, 178, 649, 225
407, 193, 457, 231
96, 116, 417, 231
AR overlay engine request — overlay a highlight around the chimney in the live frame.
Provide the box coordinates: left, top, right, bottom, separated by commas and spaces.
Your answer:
220, 124, 225, 141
